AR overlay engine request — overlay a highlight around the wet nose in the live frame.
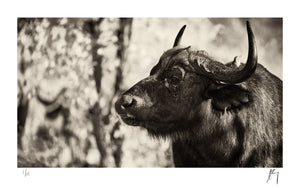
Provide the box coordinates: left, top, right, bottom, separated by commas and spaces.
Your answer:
121, 95, 136, 109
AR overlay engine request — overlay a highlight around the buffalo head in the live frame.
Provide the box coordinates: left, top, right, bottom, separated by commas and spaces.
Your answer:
115, 21, 257, 136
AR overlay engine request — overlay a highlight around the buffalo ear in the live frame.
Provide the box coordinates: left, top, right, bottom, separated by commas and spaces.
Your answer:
206, 84, 250, 111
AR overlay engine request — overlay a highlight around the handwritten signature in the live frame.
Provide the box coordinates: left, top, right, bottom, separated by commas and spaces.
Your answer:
22, 169, 30, 178
266, 169, 279, 184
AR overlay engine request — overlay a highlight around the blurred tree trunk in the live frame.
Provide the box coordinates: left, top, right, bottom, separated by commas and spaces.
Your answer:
88, 18, 132, 167
85, 18, 107, 167
17, 78, 29, 150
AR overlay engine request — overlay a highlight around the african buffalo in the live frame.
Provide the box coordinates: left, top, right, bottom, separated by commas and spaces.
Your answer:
115, 21, 282, 167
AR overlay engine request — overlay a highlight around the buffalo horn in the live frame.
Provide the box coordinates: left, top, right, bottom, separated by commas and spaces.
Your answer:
173, 25, 186, 47
193, 21, 257, 84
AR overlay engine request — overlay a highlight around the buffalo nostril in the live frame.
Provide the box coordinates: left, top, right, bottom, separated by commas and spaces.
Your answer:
121, 95, 136, 109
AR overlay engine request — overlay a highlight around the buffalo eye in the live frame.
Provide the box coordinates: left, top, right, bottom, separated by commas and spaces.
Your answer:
164, 67, 184, 87
167, 75, 181, 85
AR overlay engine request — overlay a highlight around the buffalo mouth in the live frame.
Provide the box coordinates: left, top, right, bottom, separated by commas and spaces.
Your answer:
117, 113, 163, 129
117, 113, 180, 133
115, 98, 182, 131
118, 114, 162, 128
119, 115, 140, 126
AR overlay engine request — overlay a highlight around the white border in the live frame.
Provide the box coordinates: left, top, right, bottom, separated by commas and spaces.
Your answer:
0, 0, 299, 187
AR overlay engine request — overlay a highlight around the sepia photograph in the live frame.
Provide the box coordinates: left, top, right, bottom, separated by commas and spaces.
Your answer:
2, 0, 300, 187
17, 17, 282, 168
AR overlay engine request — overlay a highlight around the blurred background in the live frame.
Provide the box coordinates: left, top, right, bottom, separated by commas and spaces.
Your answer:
17, 18, 282, 167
